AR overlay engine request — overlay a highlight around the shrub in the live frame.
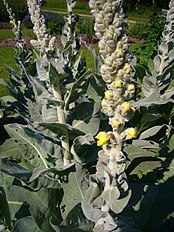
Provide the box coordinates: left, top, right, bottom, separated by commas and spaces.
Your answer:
43, 11, 65, 34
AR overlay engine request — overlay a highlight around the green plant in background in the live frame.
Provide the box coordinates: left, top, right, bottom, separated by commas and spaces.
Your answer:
131, 4, 166, 69
0, 0, 27, 22
1, 0, 174, 232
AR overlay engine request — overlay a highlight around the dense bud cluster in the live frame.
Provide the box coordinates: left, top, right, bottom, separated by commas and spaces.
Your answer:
27, 0, 56, 53
83, 0, 137, 230
90, 0, 136, 138
90, 0, 136, 137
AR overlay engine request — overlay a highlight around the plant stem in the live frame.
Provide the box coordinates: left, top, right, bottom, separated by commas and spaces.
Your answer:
52, 85, 71, 165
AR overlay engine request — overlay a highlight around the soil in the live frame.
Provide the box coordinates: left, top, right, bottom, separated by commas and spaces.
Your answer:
0, 34, 144, 48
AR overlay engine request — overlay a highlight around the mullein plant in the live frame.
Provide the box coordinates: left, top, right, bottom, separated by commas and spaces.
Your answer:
0, 0, 100, 230
1, 0, 174, 231
82, 0, 137, 231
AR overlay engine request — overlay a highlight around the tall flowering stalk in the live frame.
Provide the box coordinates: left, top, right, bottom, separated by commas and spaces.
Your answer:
26, 0, 74, 165
82, 0, 137, 230
3, 0, 24, 48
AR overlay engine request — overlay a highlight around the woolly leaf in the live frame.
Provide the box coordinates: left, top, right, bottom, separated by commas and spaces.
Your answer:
72, 102, 101, 135
71, 134, 98, 164
0, 187, 12, 230
82, 178, 104, 222
3, 124, 49, 169
12, 216, 41, 232
65, 72, 89, 109
139, 125, 167, 140
39, 122, 84, 139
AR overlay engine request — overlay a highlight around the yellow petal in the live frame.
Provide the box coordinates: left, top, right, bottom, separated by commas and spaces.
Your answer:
105, 90, 112, 99
115, 80, 122, 88
124, 63, 131, 74
127, 84, 135, 91
101, 99, 107, 107
122, 102, 131, 112
112, 120, 120, 127
127, 128, 137, 139
95, 131, 109, 146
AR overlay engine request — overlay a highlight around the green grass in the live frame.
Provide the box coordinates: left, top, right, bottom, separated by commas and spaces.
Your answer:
0, 47, 16, 97
0, 29, 34, 41
0, 43, 141, 97
42, 0, 151, 21
42, 0, 90, 15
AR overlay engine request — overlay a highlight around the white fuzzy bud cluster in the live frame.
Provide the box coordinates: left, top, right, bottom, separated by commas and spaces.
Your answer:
90, 0, 135, 132
27, 0, 56, 53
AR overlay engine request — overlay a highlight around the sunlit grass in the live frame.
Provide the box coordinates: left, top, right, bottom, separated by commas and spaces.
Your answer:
42, 0, 90, 15
0, 42, 141, 97
0, 29, 35, 41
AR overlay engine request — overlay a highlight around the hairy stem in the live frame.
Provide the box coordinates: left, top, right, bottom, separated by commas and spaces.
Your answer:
52, 85, 71, 165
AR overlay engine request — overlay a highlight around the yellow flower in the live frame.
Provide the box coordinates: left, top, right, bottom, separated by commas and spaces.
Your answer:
101, 99, 107, 107
115, 80, 122, 88
127, 128, 137, 139
9, 20, 13, 24
127, 84, 135, 91
116, 49, 123, 57
105, 90, 112, 99
123, 63, 131, 74
122, 102, 131, 112
95, 132, 109, 146
111, 120, 120, 127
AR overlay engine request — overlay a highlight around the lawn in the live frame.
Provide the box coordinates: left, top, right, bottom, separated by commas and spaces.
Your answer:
0, 41, 141, 98
0, 29, 34, 41
42, 0, 151, 21
42, 0, 91, 15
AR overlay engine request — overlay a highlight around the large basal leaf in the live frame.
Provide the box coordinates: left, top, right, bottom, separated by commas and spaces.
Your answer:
82, 177, 104, 222
124, 145, 157, 162
12, 216, 41, 232
139, 125, 168, 140
60, 164, 88, 219
72, 102, 101, 135
51, 203, 94, 232
71, 134, 98, 164
130, 183, 174, 232
0, 159, 61, 191
0, 187, 12, 230
1, 178, 61, 232
3, 124, 49, 169
39, 122, 84, 140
